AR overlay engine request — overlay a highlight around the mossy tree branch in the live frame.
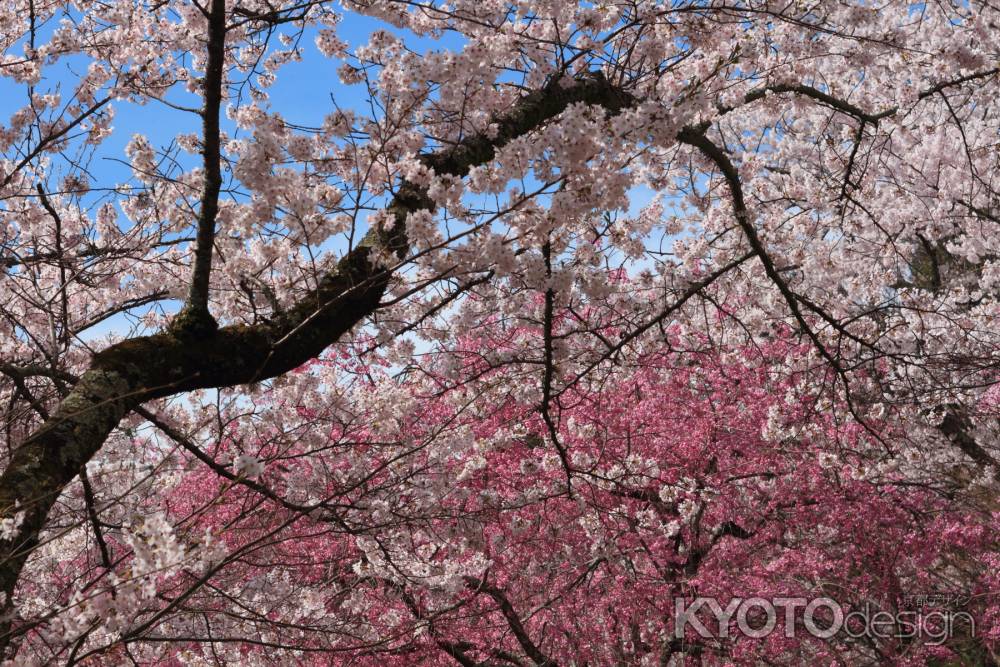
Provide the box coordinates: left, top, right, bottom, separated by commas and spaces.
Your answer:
0, 71, 636, 655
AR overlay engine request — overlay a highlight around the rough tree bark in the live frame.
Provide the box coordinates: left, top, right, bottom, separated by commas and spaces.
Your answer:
0, 69, 635, 655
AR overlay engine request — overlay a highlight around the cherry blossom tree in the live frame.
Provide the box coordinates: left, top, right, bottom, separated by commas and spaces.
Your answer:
0, 0, 999, 664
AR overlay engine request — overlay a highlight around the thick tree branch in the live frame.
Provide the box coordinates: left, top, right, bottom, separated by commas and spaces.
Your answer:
176, 0, 227, 334
939, 408, 1000, 482
0, 71, 636, 655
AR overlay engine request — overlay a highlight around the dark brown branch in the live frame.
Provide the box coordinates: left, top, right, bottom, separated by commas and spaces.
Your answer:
676, 127, 844, 374
0, 71, 637, 656
78, 469, 112, 570
465, 578, 556, 667
939, 408, 1000, 482
35, 185, 70, 348
725, 68, 1000, 125
730, 84, 886, 123
0, 238, 195, 271
177, 0, 227, 333
0, 365, 50, 421
540, 241, 573, 492
438, 640, 480, 667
